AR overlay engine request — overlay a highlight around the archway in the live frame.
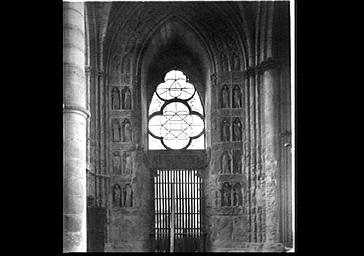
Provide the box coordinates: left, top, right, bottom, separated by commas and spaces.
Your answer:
103, 4, 249, 252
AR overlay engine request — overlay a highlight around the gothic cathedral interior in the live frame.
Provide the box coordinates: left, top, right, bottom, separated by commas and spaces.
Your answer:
63, 0, 293, 252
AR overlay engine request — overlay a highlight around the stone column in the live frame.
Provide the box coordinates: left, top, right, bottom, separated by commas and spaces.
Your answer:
98, 71, 105, 207
247, 70, 256, 242
261, 60, 280, 245
63, 2, 89, 252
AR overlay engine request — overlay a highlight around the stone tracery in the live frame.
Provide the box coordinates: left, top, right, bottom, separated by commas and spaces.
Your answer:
148, 70, 204, 150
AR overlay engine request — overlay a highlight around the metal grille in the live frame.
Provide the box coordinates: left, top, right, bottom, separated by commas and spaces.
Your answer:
152, 169, 205, 252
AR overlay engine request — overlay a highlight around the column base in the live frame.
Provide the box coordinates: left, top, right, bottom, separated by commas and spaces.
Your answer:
63, 231, 86, 252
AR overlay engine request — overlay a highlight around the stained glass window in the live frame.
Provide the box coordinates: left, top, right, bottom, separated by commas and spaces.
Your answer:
148, 70, 205, 150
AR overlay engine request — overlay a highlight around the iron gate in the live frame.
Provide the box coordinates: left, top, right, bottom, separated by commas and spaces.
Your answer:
151, 169, 205, 252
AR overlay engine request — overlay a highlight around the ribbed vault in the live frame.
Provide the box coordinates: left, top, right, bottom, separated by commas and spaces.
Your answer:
104, 1, 252, 75
141, 17, 211, 102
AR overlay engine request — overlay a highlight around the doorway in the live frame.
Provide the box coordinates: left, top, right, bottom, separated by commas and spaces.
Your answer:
87, 206, 106, 252
152, 169, 205, 252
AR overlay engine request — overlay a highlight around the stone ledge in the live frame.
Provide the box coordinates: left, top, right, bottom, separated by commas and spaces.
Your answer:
105, 240, 150, 252
211, 242, 285, 252
64, 104, 91, 118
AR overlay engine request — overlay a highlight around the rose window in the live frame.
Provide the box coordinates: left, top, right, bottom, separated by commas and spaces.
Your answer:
148, 70, 205, 150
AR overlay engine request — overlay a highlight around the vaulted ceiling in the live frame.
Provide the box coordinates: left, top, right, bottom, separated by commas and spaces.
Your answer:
86, 1, 290, 76
102, 1, 256, 74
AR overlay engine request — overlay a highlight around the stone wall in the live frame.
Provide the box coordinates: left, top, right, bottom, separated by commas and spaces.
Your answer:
205, 70, 253, 251
107, 151, 152, 251
82, 1, 292, 252
205, 58, 289, 251
105, 51, 153, 251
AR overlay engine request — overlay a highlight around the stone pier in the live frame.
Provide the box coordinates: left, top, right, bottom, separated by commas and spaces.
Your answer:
63, 2, 89, 252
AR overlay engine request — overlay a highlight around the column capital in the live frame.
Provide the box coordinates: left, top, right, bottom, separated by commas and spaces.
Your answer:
245, 67, 257, 76
256, 58, 281, 74
86, 67, 109, 78
97, 70, 105, 77
85, 65, 91, 73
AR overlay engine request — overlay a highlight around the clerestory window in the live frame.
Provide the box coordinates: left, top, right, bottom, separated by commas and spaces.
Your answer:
148, 70, 205, 150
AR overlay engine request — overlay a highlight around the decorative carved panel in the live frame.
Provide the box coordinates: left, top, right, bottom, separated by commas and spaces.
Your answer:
111, 87, 121, 110
231, 52, 240, 71
232, 183, 242, 206
122, 183, 133, 208
113, 184, 122, 207
121, 87, 132, 110
112, 119, 121, 142
232, 117, 242, 141
221, 151, 232, 174
221, 118, 231, 142
221, 182, 231, 207
232, 85, 242, 108
221, 84, 230, 108
113, 151, 121, 175
221, 52, 229, 72
123, 152, 133, 176
122, 118, 132, 142
112, 183, 133, 208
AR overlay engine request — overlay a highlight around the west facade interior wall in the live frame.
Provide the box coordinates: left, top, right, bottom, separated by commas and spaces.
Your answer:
82, 1, 292, 252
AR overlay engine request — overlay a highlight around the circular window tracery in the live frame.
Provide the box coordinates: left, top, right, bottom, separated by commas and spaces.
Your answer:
148, 70, 205, 150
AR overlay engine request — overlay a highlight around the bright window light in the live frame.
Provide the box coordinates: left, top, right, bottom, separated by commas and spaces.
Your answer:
148, 70, 205, 150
